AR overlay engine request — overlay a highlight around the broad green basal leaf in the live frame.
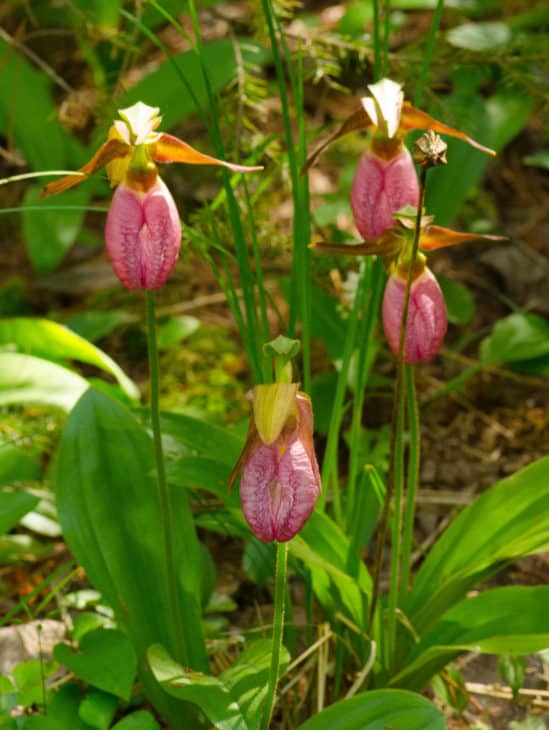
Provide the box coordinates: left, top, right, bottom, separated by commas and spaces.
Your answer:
480, 313, 549, 365
158, 411, 243, 466
297, 689, 446, 729
292, 511, 371, 632
22, 185, 88, 274
56, 388, 207, 728
148, 644, 246, 730
0, 444, 42, 484
0, 353, 88, 411
0, 488, 39, 536
54, 629, 136, 700
149, 639, 288, 730
393, 586, 549, 690
0, 318, 138, 399
437, 276, 475, 326
406, 456, 549, 632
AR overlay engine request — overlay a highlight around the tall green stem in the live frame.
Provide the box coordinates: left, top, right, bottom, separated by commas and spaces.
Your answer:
146, 291, 186, 664
368, 168, 428, 659
399, 365, 420, 600
262, 541, 289, 730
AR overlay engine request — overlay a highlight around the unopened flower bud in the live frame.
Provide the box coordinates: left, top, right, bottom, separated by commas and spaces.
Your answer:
105, 178, 181, 290
350, 144, 420, 238
382, 267, 447, 364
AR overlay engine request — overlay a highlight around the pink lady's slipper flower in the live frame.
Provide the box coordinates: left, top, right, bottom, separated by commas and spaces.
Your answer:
304, 78, 495, 239
41, 102, 261, 290
229, 384, 321, 543
382, 266, 447, 364
312, 221, 505, 364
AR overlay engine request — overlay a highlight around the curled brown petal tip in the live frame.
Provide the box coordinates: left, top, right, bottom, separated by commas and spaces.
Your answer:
420, 224, 508, 251
312, 233, 402, 258
400, 102, 496, 157
153, 133, 262, 172
301, 107, 373, 175
40, 139, 130, 198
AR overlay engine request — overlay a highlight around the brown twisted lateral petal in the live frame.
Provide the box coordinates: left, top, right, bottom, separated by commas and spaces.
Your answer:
152, 133, 263, 173
400, 103, 496, 157
39, 138, 130, 198
301, 97, 496, 178
301, 107, 373, 175
420, 225, 507, 251
310, 229, 403, 258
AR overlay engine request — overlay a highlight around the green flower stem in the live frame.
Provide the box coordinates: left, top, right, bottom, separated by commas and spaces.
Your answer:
146, 291, 186, 664
386, 166, 427, 668
368, 167, 428, 664
262, 540, 289, 730
399, 365, 420, 601
386, 389, 405, 667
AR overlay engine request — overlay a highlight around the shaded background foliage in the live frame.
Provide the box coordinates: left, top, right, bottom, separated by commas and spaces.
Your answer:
0, 0, 549, 728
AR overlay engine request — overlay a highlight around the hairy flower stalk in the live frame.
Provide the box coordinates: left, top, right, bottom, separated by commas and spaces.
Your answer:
230, 384, 322, 543
41, 101, 261, 289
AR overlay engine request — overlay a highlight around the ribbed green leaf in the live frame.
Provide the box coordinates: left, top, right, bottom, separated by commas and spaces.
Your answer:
56, 389, 208, 728
149, 639, 288, 730
297, 689, 446, 729
0, 353, 88, 411
54, 629, 136, 700
0, 488, 39, 536
480, 313, 549, 365
393, 587, 549, 690
159, 411, 243, 466
292, 511, 371, 631
406, 456, 549, 632
425, 78, 534, 225
0, 318, 138, 399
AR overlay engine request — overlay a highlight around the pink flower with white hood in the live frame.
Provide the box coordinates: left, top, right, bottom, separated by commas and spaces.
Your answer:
305, 78, 494, 240
311, 219, 505, 364
41, 102, 261, 290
